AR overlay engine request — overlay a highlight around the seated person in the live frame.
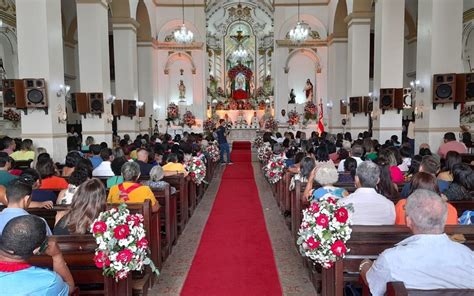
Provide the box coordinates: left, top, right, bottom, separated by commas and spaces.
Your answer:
443, 163, 474, 201
135, 149, 155, 176
401, 155, 449, 198
0, 216, 74, 295
438, 151, 462, 182
395, 172, 458, 225
306, 163, 348, 201
61, 151, 82, 177
290, 156, 315, 191
361, 189, 474, 295
54, 179, 106, 235
92, 148, 114, 177
37, 158, 68, 190
338, 161, 396, 225
162, 153, 187, 176
107, 162, 159, 213
338, 157, 357, 183
141, 166, 176, 195
107, 157, 127, 189
88, 144, 103, 170
56, 168, 89, 205
0, 179, 52, 235
287, 152, 306, 174
10, 139, 35, 161
0, 152, 17, 186
18, 169, 54, 209
337, 144, 364, 172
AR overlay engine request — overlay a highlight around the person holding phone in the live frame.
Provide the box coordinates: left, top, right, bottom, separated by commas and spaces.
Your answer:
0, 215, 74, 295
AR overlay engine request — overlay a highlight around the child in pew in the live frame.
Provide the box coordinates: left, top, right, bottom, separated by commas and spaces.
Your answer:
0, 179, 52, 235
107, 162, 160, 213
54, 179, 106, 235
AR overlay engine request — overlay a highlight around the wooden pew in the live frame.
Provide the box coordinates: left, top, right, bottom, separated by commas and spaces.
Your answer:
320, 225, 474, 296
12, 159, 33, 169
152, 186, 177, 262
188, 177, 197, 217
163, 174, 189, 233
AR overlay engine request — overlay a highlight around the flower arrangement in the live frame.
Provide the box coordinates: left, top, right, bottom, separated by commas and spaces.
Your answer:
3, 109, 20, 122
287, 110, 300, 126
182, 110, 196, 128
216, 87, 225, 97
264, 117, 278, 131
258, 101, 267, 110
167, 103, 179, 121
206, 141, 220, 163
185, 156, 207, 185
228, 100, 238, 110
253, 136, 264, 149
297, 196, 352, 269
91, 204, 159, 281
304, 101, 318, 121
203, 118, 216, 133
216, 102, 225, 110
264, 154, 286, 184
257, 143, 273, 163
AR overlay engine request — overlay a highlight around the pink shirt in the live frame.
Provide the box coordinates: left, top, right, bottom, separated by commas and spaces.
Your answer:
390, 166, 405, 184
437, 141, 467, 159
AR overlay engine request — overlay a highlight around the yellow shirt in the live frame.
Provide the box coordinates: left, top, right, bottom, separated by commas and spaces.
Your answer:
10, 150, 35, 161
107, 182, 158, 207
129, 150, 138, 160
162, 162, 186, 173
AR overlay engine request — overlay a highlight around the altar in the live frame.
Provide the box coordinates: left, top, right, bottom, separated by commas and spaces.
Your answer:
228, 128, 259, 142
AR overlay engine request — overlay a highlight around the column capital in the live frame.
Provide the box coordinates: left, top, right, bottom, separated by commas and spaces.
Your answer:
76, 0, 109, 10
327, 33, 348, 45
137, 39, 159, 49
345, 12, 373, 27
111, 17, 140, 32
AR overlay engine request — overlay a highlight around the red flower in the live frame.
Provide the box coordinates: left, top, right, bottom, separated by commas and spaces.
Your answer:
190, 172, 196, 178
327, 197, 336, 204
200, 171, 205, 176
278, 161, 283, 166
137, 238, 149, 249
335, 208, 349, 223
94, 251, 110, 268
269, 172, 275, 177
331, 240, 347, 257
316, 214, 329, 228
117, 249, 134, 264
195, 160, 201, 166
114, 224, 130, 240
126, 215, 142, 227
271, 162, 276, 168
306, 237, 320, 250
92, 221, 107, 234
310, 203, 319, 212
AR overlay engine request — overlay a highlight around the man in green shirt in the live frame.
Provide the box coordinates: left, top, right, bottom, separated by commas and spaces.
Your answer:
0, 152, 17, 187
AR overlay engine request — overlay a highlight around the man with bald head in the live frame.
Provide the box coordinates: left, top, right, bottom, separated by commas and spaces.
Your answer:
360, 189, 474, 295
135, 149, 155, 176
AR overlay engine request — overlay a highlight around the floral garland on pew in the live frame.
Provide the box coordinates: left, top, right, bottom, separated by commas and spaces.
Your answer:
253, 136, 264, 149
91, 204, 159, 281
185, 156, 207, 185
297, 196, 352, 269
264, 154, 286, 184
257, 142, 273, 163
206, 141, 220, 163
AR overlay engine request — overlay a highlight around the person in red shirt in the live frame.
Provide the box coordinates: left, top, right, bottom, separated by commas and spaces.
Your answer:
438, 132, 467, 159
36, 158, 68, 190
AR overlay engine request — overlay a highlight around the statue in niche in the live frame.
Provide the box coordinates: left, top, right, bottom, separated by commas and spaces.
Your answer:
251, 111, 259, 128
178, 80, 186, 100
235, 73, 246, 91
303, 79, 314, 102
288, 89, 296, 104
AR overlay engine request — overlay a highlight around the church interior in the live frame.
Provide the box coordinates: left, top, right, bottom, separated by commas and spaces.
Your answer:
0, 0, 473, 295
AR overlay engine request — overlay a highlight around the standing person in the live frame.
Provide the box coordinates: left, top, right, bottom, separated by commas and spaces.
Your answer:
216, 119, 232, 165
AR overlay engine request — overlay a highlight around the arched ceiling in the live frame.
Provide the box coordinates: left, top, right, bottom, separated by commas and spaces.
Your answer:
136, 0, 152, 41
333, 0, 348, 38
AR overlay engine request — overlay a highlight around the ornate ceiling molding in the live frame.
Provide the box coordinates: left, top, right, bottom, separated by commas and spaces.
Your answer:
0, 0, 16, 27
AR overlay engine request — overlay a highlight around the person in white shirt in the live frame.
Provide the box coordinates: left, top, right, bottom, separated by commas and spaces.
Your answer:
338, 161, 395, 225
337, 144, 365, 172
360, 189, 474, 296
92, 148, 114, 177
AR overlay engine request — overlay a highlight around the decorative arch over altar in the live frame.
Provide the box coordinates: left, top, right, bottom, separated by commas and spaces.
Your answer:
228, 64, 253, 100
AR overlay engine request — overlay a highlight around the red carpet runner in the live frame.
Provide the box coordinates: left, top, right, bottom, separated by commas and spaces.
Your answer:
181, 141, 282, 296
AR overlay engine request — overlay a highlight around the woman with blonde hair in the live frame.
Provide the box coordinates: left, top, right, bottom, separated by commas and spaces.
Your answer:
304, 162, 349, 201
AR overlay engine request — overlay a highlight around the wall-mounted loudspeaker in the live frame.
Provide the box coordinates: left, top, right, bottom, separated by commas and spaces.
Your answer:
349, 96, 363, 114
433, 74, 457, 104
340, 100, 347, 115
379, 88, 403, 111
113, 100, 123, 116
122, 100, 137, 117
139, 103, 146, 117
88, 93, 104, 114
456, 73, 474, 103
71, 93, 89, 114
2, 79, 26, 108
23, 79, 47, 108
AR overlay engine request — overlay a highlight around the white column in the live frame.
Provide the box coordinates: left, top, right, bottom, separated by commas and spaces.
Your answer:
113, 18, 140, 138
346, 13, 371, 138
137, 41, 158, 134
414, 0, 464, 152
372, 0, 405, 142
327, 37, 348, 135
76, 0, 112, 145
16, 0, 67, 162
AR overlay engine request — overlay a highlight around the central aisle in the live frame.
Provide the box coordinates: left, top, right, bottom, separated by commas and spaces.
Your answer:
181, 141, 282, 296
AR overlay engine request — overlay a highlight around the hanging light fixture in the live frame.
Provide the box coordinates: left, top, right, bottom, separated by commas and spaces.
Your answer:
174, 0, 194, 44
232, 44, 249, 63
231, 1, 249, 63
289, 0, 309, 44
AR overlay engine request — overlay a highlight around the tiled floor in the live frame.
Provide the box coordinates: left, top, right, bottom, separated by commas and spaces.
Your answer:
150, 161, 316, 295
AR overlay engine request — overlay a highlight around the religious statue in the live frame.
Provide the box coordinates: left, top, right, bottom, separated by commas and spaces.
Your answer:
235, 73, 246, 91
178, 80, 186, 100
235, 110, 248, 128
303, 79, 314, 102
288, 89, 296, 104
251, 111, 259, 128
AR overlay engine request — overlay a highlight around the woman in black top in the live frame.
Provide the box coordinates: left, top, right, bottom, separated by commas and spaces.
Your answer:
444, 164, 474, 201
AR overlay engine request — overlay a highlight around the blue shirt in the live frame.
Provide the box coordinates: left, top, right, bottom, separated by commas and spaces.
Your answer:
89, 155, 103, 170
0, 208, 52, 235
216, 126, 227, 144
311, 186, 348, 201
401, 179, 450, 198
0, 266, 69, 295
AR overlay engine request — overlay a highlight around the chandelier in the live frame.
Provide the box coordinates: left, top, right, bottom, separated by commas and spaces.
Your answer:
174, 0, 193, 44
289, 0, 309, 44
232, 44, 248, 62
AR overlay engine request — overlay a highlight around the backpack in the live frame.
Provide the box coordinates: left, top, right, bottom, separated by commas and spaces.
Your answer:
117, 183, 142, 202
